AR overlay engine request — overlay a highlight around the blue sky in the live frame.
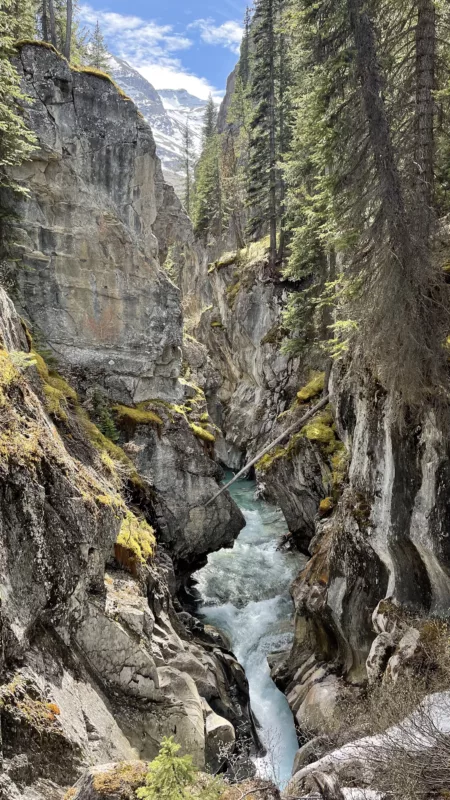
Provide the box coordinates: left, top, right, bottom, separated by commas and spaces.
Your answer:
79, 1, 247, 99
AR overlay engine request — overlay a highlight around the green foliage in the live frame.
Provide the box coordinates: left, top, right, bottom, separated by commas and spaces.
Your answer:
117, 511, 155, 564
92, 388, 119, 442
136, 737, 224, 800
86, 19, 109, 71
0, 1, 36, 193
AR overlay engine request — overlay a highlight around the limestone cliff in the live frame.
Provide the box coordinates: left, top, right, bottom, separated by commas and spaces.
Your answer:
0, 43, 253, 800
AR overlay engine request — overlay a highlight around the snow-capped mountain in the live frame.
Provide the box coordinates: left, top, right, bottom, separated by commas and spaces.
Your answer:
107, 55, 206, 197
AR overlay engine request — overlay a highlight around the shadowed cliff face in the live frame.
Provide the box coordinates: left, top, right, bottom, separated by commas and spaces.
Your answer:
6, 44, 187, 405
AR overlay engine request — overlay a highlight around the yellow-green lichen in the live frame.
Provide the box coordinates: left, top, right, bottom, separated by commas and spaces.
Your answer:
63, 790, 77, 800
319, 497, 334, 516
190, 423, 215, 443
226, 281, 241, 308
113, 404, 163, 429
116, 511, 156, 564
91, 761, 147, 795
297, 372, 325, 403
33, 350, 78, 421
0, 348, 19, 405
301, 408, 336, 443
256, 446, 287, 473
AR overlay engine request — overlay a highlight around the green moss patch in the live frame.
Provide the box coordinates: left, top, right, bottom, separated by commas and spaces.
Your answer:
297, 372, 325, 402
72, 66, 132, 100
116, 511, 155, 564
113, 404, 163, 430
190, 423, 215, 443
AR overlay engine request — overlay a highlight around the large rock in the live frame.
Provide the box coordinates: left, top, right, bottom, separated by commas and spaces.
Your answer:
7, 43, 187, 404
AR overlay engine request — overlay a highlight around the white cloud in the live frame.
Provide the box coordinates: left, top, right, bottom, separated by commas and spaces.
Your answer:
79, 4, 221, 99
190, 18, 243, 54
137, 65, 222, 101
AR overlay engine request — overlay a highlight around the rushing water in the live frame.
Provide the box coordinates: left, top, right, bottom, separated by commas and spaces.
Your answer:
194, 475, 305, 788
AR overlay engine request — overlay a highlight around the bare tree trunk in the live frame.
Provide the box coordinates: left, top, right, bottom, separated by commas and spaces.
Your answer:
64, 0, 73, 60
48, 0, 57, 47
41, 0, 49, 41
268, 0, 277, 266
415, 0, 436, 244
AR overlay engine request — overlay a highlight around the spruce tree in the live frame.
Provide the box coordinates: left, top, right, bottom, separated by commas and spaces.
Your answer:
0, 0, 36, 192
239, 6, 252, 86
247, 0, 277, 264
283, 0, 450, 406
88, 20, 109, 71
136, 737, 223, 800
202, 94, 217, 143
193, 98, 222, 240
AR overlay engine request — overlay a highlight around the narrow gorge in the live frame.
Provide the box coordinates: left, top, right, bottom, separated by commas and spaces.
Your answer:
2, 4, 450, 800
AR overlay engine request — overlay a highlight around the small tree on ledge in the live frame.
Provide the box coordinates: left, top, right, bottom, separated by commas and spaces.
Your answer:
136, 736, 224, 800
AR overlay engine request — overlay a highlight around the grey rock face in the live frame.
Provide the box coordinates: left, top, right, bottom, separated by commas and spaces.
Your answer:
130, 417, 245, 573
8, 44, 185, 404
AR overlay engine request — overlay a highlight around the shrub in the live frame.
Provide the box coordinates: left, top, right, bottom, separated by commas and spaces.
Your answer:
136, 737, 224, 800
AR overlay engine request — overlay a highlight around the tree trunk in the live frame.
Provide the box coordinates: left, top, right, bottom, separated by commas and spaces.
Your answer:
64, 0, 73, 60
346, 0, 411, 258
48, 0, 57, 47
268, 0, 277, 266
415, 0, 436, 244
41, 0, 49, 41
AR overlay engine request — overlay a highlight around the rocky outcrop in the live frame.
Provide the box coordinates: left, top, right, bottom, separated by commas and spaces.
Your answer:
269, 364, 450, 737
7, 43, 186, 405
0, 287, 252, 799
182, 251, 304, 469
0, 45, 250, 799
3, 41, 244, 572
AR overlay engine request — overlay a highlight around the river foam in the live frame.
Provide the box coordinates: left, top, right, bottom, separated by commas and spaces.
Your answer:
195, 476, 305, 787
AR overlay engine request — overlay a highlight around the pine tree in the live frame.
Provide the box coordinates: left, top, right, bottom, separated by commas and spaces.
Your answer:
136, 737, 223, 800
182, 118, 193, 216
202, 94, 217, 144
0, 0, 36, 192
193, 98, 222, 240
283, 0, 450, 406
247, 0, 278, 264
239, 6, 252, 86
87, 20, 109, 71
37, 0, 87, 63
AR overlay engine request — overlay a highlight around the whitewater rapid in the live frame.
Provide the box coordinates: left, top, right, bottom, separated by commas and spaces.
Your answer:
194, 476, 305, 787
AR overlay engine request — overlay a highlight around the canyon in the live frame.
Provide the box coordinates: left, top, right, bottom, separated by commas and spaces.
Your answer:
1, 37, 450, 800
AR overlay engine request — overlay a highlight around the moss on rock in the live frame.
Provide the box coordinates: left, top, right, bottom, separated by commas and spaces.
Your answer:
190, 423, 216, 444
297, 372, 326, 402
116, 511, 155, 564
113, 404, 163, 429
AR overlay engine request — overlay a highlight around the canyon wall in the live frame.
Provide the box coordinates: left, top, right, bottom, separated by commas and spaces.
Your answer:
0, 44, 251, 800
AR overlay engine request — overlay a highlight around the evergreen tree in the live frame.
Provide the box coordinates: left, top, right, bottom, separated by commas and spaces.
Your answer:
0, 0, 36, 193
182, 118, 193, 216
193, 98, 222, 240
87, 20, 109, 71
283, 0, 450, 406
239, 6, 252, 86
136, 737, 223, 800
202, 94, 217, 143
247, 0, 278, 264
